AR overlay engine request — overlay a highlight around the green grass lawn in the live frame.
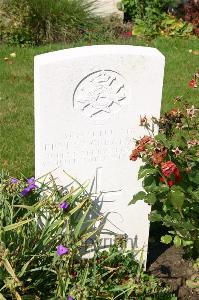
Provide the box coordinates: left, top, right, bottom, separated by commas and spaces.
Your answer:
0, 37, 199, 177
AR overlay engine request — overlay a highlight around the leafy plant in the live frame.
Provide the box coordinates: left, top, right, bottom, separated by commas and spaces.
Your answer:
121, 0, 173, 20
133, 13, 193, 37
0, 172, 177, 299
0, 0, 98, 44
61, 245, 177, 300
0, 172, 105, 298
120, 0, 194, 37
129, 71, 199, 258
158, 12, 193, 36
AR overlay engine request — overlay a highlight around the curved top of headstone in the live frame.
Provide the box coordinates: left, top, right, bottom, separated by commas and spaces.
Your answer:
34, 45, 165, 65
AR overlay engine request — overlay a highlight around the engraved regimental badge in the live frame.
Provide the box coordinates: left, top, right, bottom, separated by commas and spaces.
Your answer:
73, 70, 126, 119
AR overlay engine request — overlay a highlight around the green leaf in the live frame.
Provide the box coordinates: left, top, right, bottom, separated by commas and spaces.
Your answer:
159, 185, 170, 193
18, 256, 35, 278
168, 189, 185, 211
149, 211, 162, 222
2, 258, 20, 283
173, 236, 182, 247
188, 171, 199, 184
142, 176, 157, 192
68, 198, 88, 217
155, 133, 168, 146
76, 228, 99, 247
3, 218, 34, 232
13, 204, 41, 213
145, 193, 156, 205
81, 263, 89, 287
161, 235, 173, 244
74, 206, 91, 239
138, 168, 157, 180
182, 240, 193, 247
129, 191, 146, 205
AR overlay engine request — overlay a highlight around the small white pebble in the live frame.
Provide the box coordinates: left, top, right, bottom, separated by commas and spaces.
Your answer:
10, 52, 16, 58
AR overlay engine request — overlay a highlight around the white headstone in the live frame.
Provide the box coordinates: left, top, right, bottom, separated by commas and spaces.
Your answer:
95, 0, 123, 17
35, 45, 165, 263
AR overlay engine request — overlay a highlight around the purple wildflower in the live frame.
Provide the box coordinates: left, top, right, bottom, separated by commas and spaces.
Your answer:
21, 186, 31, 197
28, 183, 38, 190
27, 177, 34, 184
67, 296, 74, 300
11, 178, 19, 184
27, 177, 38, 188
59, 201, 69, 211
57, 244, 69, 256
20, 177, 38, 197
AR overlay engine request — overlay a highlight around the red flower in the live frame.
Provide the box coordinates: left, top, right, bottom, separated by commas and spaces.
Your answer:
151, 148, 168, 165
121, 31, 132, 38
130, 136, 153, 162
161, 161, 178, 177
126, 31, 132, 37
160, 177, 165, 183
160, 177, 174, 187
160, 161, 181, 187
174, 168, 181, 182
129, 149, 139, 161
168, 180, 174, 187
189, 79, 197, 88
160, 177, 176, 187
139, 136, 152, 146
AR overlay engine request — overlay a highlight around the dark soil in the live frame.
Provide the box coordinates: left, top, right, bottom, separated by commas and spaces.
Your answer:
147, 225, 199, 299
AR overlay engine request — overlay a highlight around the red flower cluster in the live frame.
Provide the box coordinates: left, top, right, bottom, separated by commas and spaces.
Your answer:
160, 161, 181, 187
130, 136, 153, 161
151, 148, 168, 165
161, 161, 177, 177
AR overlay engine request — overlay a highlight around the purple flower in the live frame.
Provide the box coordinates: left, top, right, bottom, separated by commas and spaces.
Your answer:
21, 186, 31, 197
27, 177, 38, 188
67, 296, 74, 300
20, 177, 38, 197
57, 244, 69, 256
11, 178, 19, 184
27, 177, 34, 184
28, 183, 38, 190
59, 201, 69, 211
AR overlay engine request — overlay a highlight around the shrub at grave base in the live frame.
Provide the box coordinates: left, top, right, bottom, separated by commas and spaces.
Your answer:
129, 72, 199, 258
0, 0, 99, 44
0, 172, 177, 299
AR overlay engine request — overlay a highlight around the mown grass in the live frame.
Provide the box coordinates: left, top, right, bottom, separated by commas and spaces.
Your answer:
0, 37, 199, 177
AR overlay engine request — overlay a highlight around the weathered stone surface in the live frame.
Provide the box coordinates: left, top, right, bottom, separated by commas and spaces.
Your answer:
34, 45, 165, 263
